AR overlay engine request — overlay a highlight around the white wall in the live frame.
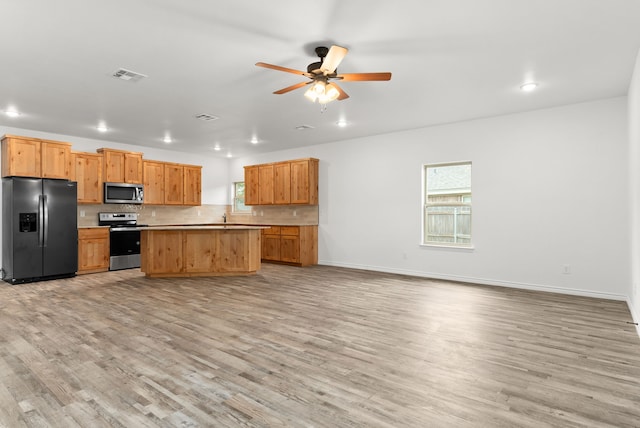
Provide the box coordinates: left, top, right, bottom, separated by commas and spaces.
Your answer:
231, 97, 630, 300
628, 50, 640, 333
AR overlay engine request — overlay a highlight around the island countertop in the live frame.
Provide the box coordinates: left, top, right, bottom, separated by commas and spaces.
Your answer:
139, 224, 268, 231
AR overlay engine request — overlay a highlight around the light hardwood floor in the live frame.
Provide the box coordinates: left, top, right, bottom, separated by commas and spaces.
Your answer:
0, 265, 639, 427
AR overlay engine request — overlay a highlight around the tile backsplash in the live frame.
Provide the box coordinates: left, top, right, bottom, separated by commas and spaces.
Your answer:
77, 204, 318, 226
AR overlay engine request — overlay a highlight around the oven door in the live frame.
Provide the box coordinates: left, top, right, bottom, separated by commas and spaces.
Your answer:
109, 228, 141, 270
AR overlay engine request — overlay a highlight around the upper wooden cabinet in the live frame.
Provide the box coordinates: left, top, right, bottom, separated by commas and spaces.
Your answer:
72, 151, 103, 204
98, 148, 143, 184
244, 158, 318, 206
40, 139, 72, 179
290, 159, 318, 204
183, 165, 202, 206
2, 135, 203, 206
144, 160, 201, 206
163, 163, 184, 205
2, 135, 71, 179
258, 164, 274, 205
143, 160, 165, 205
244, 165, 259, 205
274, 162, 291, 204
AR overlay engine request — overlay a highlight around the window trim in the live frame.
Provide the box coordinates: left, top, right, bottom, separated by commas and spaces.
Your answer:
232, 181, 251, 214
422, 161, 473, 248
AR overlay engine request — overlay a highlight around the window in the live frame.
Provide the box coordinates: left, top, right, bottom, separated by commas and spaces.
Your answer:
423, 162, 472, 246
233, 182, 251, 213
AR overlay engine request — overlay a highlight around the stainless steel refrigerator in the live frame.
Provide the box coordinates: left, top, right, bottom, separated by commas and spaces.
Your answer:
2, 177, 78, 284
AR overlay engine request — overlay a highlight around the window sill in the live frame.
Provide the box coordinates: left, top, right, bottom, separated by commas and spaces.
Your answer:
420, 243, 475, 251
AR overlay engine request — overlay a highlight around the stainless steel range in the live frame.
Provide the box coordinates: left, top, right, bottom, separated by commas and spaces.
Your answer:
98, 212, 146, 271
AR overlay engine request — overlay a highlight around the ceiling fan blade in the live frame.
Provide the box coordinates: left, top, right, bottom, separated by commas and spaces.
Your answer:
256, 62, 312, 78
331, 82, 350, 101
337, 72, 392, 81
320, 45, 348, 74
273, 81, 311, 95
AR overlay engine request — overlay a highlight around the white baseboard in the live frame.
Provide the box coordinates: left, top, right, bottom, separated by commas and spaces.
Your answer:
318, 260, 628, 301
628, 298, 640, 338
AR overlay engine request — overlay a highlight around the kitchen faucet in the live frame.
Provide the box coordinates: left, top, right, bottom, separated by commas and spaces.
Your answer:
222, 213, 227, 223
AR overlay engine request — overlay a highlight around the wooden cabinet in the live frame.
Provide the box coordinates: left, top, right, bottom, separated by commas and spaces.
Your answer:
274, 162, 291, 204
244, 165, 259, 205
183, 165, 202, 206
141, 228, 261, 277
258, 164, 274, 205
98, 148, 143, 183
40, 139, 72, 179
143, 160, 201, 206
2, 135, 202, 206
164, 163, 184, 205
244, 158, 318, 206
261, 225, 317, 266
2, 135, 71, 179
72, 151, 103, 204
290, 158, 318, 204
143, 160, 165, 205
78, 228, 110, 274
262, 226, 281, 261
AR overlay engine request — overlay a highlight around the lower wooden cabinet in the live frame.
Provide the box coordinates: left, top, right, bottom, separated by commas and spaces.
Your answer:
78, 228, 110, 274
261, 225, 317, 266
140, 228, 261, 277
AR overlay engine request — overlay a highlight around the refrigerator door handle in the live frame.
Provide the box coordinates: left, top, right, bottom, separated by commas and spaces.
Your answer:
38, 194, 45, 247
42, 195, 49, 247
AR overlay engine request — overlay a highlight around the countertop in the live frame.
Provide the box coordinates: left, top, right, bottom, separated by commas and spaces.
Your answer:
138, 224, 269, 231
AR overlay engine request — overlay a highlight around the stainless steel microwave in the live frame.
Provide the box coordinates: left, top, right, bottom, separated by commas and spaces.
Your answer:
104, 182, 144, 204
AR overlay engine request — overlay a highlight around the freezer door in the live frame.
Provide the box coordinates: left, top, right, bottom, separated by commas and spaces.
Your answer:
42, 180, 78, 276
2, 177, 44, 280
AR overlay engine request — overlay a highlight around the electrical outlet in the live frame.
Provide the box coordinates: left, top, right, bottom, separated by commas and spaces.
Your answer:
151, 210, 156, 217
260, 210, 264, 217
80, 210, 85, 217
197, 210, 201, 216
293, 210, 297, 217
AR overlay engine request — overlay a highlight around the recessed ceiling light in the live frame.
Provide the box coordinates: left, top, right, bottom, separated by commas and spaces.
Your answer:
250, 137, 259, 144
213, 146, 221, 151
226, 153, 232, 158
336, 119, 348, 128
4, 109, 20, 118
96, 123, 108, 133
520, 82, 538, 92
163, 135, 172, 144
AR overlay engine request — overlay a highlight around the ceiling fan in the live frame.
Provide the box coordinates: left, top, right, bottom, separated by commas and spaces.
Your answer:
255, 45, 392, 104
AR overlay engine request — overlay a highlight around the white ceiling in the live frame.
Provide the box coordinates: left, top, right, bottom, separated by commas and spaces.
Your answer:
1, 0, 640, 158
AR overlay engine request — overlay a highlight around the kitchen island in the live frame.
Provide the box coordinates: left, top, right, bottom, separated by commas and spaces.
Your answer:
139, 225, 266, 278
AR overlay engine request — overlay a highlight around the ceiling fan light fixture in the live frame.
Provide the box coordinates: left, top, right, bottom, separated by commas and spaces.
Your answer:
304, 87, 318, 102
320, 84, 340, 103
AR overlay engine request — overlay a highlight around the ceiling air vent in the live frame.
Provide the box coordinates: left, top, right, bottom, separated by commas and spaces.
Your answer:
112, 68, 147, 82
195, 113, 219, 121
